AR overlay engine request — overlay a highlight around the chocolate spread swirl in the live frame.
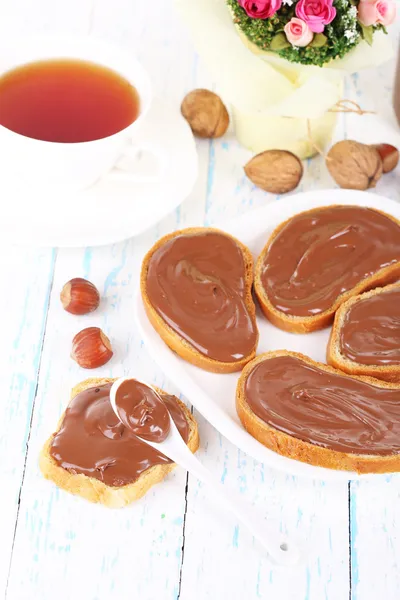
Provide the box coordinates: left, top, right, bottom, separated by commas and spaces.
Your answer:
146, 232, 258, 362
50, 383, 189, 487
260, 206, 400, 317
114, 379, 171, 442
339, 287, 400, 365
244, 355, 400, 455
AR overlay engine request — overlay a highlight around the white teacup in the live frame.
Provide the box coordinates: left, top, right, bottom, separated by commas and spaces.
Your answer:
0, 35, 161, 192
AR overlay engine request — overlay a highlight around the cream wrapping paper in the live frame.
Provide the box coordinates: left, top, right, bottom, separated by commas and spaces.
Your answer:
175, 0, 394, 157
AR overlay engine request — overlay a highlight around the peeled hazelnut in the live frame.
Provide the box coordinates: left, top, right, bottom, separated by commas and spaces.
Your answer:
61, 278, 100, 315
372, 144, 399, 174
244, 150, 303, 194
326, 140, 382, 190
181, 89, 229, 138
71, 327, 113, 369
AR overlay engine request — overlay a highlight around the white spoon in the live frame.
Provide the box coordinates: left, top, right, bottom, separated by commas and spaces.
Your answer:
110, 377, 300, 567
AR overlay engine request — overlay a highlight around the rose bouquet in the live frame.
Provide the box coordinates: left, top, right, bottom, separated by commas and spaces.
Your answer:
175, 0, 395, 158
229, 0, 396, 67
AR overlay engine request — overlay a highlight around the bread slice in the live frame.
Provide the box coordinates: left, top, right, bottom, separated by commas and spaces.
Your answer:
327, 283, 400, 383
40, 378, 199, 507
254, 206, 400, 333
140, 227, 258, 373
236, 350, 400, 474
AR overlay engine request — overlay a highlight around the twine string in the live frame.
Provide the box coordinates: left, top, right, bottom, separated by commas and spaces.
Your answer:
307, 99, 375, 157
328, 99, 375, 116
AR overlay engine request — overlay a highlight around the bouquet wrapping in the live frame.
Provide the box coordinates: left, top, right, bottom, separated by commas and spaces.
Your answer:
175, 0, 394, 158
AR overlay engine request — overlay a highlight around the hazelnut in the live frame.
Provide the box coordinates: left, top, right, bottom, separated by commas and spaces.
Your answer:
181, 89, 229, 138
326, 140, 383, 190
61, 278, 100, 315
372, 144, 399, 174
244, 150, 303, 194
71, 327, 113, 369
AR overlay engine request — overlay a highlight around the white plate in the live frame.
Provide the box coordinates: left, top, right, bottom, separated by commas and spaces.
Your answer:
136, 189, 400, 481
0, 100, 198, 247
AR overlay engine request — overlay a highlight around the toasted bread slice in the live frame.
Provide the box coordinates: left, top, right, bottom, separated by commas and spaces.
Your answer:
141, 227, 258, 373
327, 283, 400, 383
254, 206, 400, 333
237, 350, 400, 474
40, 378, 199, 507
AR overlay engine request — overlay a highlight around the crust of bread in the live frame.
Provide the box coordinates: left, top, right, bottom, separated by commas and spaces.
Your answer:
327, 282, 400, 383
254, 205, 400, 333
140, 227, 259, 373
39, 378, 199, 507
236, 350, 400, 474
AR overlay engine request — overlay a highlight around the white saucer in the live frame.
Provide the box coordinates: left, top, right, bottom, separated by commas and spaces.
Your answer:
1, 100, 198, 247
136, 190, 400, 481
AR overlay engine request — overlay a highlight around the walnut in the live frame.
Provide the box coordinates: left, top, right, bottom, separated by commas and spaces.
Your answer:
326, 140, 383, 190
244, 150, 303, 194
181, 89, 229, 139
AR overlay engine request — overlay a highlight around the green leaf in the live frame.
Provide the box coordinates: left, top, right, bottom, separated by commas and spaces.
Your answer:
359, 23, 373, 45
309, 33, 328, 48
270, 32, 291, 51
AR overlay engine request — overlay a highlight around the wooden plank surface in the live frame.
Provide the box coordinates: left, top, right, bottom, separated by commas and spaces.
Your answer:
0, 0, 399, 599
0, 248, 55, 594
6, 241, 189, 600
180, 413, 350, 600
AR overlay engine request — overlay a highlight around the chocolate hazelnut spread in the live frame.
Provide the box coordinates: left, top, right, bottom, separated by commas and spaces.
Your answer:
260, 206, 400, 317
146, 232, 258, 362
50, 383, 189, 487
114, 379, 171, 442
244, 355, 400, 455
339, 287, 400, 366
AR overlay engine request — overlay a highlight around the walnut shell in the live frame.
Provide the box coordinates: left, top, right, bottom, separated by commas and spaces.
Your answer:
244, 150, 303, 194
326, 140, 383, 190
181, 89, 229, 138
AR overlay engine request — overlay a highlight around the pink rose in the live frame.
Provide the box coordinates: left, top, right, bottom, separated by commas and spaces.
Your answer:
295, 0, 336, 33
284, 17, 314, 47
238, 0, 282, 19
358, 0, 396, 26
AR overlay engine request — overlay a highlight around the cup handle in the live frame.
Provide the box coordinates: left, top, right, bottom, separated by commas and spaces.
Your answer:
106, 140, 167, 184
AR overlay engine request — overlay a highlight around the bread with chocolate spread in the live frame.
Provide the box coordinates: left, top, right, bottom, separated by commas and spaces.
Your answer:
40, 378, 199, 507
141, 227, 259, 373
254, 205, 400, 333
237, 350, 400, 474
327, 283, 400, 383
